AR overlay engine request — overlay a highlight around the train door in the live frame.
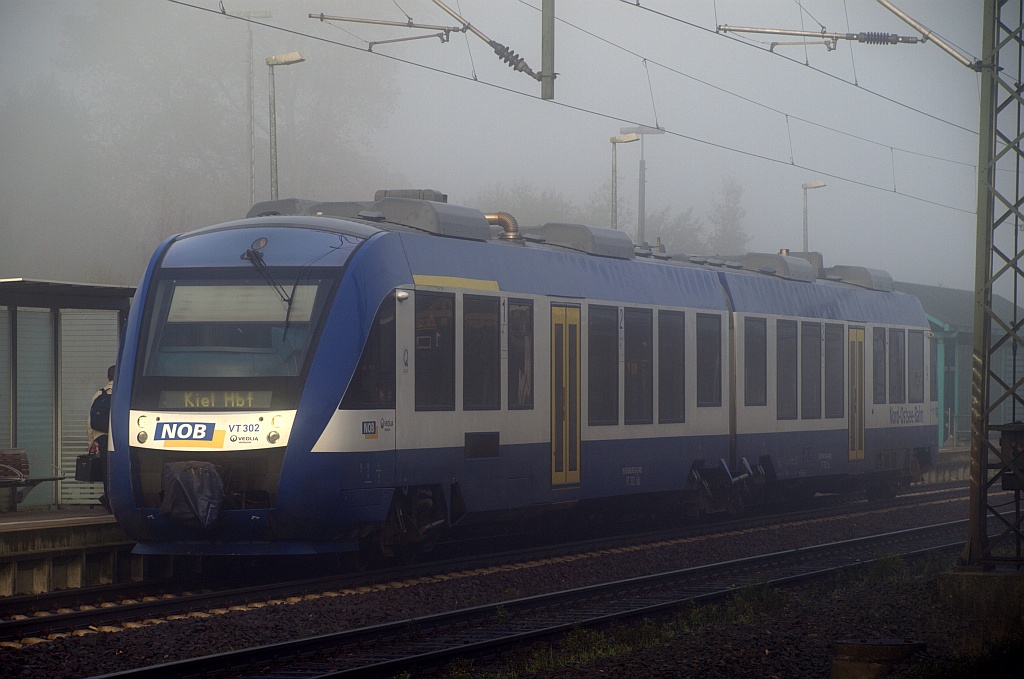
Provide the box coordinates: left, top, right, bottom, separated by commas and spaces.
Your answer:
551, 304, 581, 485
848, 327, 865, 461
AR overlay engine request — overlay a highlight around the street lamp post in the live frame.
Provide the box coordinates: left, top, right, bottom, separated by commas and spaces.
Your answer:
610, 133, 639, 230
801, 181, 826, 252
266, 51, 305, 200
620, 126, 664, 246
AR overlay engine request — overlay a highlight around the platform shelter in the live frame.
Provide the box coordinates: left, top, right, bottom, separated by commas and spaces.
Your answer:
0, 278, 134, 508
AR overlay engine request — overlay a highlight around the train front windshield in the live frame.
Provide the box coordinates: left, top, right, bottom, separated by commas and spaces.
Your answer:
142, 278, 325, 379
132, 226, 360, 411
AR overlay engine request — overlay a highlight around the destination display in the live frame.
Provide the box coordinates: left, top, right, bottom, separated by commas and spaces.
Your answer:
158, 390, 272, 410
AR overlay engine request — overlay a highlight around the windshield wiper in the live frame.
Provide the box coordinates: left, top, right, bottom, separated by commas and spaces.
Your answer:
241, 244, 291, 306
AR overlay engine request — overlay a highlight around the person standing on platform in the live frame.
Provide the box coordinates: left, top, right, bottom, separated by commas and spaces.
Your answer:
87, 365, 114, 511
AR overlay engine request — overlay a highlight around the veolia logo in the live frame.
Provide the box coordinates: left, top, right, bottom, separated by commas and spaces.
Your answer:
155, 422, 216, 441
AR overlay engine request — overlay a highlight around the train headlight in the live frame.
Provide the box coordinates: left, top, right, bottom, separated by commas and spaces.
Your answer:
137, 415, 149, 429
137, 431, 149, 444
267, 430, 280, 445
271, 415, 284, 428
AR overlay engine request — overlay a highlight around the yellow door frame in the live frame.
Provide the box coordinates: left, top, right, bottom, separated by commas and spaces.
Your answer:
551, 304, 581, 485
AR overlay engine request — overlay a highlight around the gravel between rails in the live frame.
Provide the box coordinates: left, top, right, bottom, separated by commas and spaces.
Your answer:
0, 494, 999, 679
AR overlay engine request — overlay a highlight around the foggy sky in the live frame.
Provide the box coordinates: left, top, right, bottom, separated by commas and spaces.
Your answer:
0, 1, 980, 290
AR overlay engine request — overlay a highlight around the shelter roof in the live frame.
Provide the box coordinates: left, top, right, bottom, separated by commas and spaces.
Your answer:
0, 278, 134, 312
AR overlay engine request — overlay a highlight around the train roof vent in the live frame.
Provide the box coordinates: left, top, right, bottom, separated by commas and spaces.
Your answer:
525, 223, 635, 259
377, 198, 491, 240
824, 265, 894, 292
246, 198, 322, 218
374, 188, 448, 203
740, 253, 816, 282
310, 198, 491, 241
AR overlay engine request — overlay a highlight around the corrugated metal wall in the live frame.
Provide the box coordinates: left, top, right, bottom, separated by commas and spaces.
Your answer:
16, 309, 56, 507
0, 309, 10, 448
59, 310, 119, 505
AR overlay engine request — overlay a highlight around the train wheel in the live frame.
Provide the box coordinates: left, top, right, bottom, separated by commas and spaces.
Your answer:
726, 488, 745, 517
866, 477, 898, 501
344, 546, 371, 572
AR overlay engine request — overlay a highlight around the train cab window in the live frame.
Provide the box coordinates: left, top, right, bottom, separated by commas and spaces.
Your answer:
888, 328, 906, 404
696, 313, 722, 408
872, 328, 887, 405
777, 320, 797, 420
340, 294, 396, 410
463, 296, 500, 410
908, 329, 924, 404
824, 323, 844, 418
588, 305, 619, 425
801, 322, 821, 420
508, 300, 534, 410
415, 291, 455, 411
624, 307, 653, 424
659, 310, 685, 423
744, 317, 767, 407
929, 336, 939, 403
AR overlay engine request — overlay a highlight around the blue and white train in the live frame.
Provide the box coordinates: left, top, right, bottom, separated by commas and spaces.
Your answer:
108, 190, 937, 556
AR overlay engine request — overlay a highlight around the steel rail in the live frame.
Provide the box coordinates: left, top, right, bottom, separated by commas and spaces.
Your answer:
0, 485, 968, 643
87, 520, 967, 679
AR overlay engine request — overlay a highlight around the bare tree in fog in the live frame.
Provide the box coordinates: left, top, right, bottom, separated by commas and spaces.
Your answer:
644, 205, 705, 256
0, 2, 399, 286
469, 181, 628, 230
705, 174, 751, 256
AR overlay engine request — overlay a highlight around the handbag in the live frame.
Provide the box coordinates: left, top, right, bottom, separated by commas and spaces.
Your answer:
75, 454, 105, 483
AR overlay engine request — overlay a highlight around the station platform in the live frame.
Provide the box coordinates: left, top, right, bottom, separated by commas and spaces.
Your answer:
0, 505, 140, 596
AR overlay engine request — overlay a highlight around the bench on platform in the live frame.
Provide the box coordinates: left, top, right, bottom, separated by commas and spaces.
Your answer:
0, 448, 65, 512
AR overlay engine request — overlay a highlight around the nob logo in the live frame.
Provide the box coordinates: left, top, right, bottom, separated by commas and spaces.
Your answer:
155, 422, 215, 441
361, 421, 378, 439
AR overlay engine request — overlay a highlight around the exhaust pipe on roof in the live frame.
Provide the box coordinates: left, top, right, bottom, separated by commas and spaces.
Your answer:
485, 212, 523, 242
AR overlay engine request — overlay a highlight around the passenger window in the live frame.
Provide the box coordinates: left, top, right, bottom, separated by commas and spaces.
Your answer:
824, 324, 844, 418
908, 330, 924, 404
801, 322, 822, 419
659, 310, 685, 423
873, 328, 887, 405
508, 300, 534, 410
464, 295, 500, 410
889, 328, 905, 404
588, 305, 619, 425
744, 317, 767, 407
777, 320, 797, 420
340, 293, 395, 410
696, 313, 722, 408
415, 291, 455, 411
624, 307, 653, 424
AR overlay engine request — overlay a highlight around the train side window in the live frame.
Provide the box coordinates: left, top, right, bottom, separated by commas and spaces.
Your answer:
801, 322, 821, 419
464, 295, 500, 410
624, 307, 653, 424
508, 300, 534, 410
889, 328, 906, 404
339, 293, 396, 410
415, 291, 455, 411
824, 323, 845, 418
872, 328, 887, 405
696, 313, 722, 408
588, 305, 619, 425
659, 310, 685, 423
908, 329, 924, 404
744, 316, 767, 407
929, 336, 939, 403
777, 319, 797, 420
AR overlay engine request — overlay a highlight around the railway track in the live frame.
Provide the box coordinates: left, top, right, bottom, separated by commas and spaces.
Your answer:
89, 520, 967, 678
0, 485, 967, 647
